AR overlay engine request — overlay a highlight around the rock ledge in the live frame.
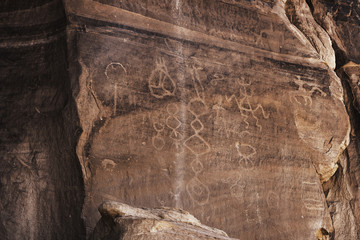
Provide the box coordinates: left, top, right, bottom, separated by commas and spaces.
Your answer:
90, 201, 236, 240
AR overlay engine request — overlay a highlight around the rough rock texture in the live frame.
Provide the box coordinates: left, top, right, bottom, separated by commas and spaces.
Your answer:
90, 201, 234, 240
0, 1, 85, 239
306, 1, 360, 239
1, 0, 360, 239
63, 0, 350, 239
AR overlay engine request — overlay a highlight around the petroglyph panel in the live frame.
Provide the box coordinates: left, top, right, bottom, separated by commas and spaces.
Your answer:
67, 0, 350, 239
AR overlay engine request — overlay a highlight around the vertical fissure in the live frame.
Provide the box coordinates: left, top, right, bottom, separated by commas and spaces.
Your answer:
305, 0, 360, 239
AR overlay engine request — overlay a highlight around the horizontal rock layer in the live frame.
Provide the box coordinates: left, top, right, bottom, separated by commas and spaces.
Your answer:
0, 0, 85, 239
63, 0, 350, 239
1, 0, 360, 239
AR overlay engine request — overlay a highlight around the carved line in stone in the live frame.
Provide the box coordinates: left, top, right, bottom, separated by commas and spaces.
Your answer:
235, 142, 256, 159
152, 122, 165, 151
105, 62, 127, 115
301, 181, 325, 211
186, 177, 210, 206
212, 75, 269, 131
166, 103, 183, 142
290, 76, 327, 107
191, 65, 206, 100
184, 66, 211, 206
213, 99, 251, 139
266, 190, 280, 209
148, 58, 176, 99
235, 142, 256, 170
232, 95, 269, 131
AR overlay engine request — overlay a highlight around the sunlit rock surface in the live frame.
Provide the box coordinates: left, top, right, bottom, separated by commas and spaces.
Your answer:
90, 201, 234, 240
308, 1, 360, 239
63, 0, 350, 239
1, 0, 360, 239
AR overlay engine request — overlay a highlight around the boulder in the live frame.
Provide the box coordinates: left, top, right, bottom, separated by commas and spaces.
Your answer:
90, 201, 234, 240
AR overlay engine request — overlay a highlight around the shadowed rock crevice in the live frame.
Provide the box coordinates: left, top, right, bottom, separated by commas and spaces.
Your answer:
0, 0, 86, 239
306, 0, 360, 238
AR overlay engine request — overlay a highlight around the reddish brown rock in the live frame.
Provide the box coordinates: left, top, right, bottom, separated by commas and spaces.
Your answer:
0, 1, 85, 239
306, 1, 360, 239
63, 0, 350, 239
1, 0, 360, 239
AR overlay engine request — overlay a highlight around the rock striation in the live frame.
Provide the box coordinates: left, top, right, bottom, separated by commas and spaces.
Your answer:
90, 201, 235, 240
307, 1, 360, 239
1, 0, 360, 239
0, 1, 85, 239
63, 0, 350, 239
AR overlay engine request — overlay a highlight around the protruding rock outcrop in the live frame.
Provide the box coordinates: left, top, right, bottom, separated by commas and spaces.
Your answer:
90, 201, 234, 240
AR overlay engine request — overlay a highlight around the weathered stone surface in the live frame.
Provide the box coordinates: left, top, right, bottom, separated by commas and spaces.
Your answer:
63, 0, 350, 238
306, 1, 360, 239
285, 0, 335, 68
326, 63, 360, 240
0, 1, 85, 239
309, 0, 360, 64
90, 201, 234, 240
1, 0, 360, 239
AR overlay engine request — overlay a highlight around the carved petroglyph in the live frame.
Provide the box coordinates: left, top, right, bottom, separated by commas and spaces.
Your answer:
266, 191, 280, 209
185, 66, 210, 206
230, 178, 245, 201
290, 76, 327, 107
210, 74, 269, 203
235, 142, 256, 169
211, 75, 269, 131
190, 159, 204, 175
186, 178, 210, 206
146, 62, 270, 207
101, 159, 116, 172
213, 96, 251, 139
184, 72, 210, 157
152, 121, 166, 151
105, 62, 127, 115
148, 58, 176, 98
301, 181, 325, 211
151, 103, 184, 152
291, 77, 331, 153
184, 130, 211, 155
166, 103, 183, 142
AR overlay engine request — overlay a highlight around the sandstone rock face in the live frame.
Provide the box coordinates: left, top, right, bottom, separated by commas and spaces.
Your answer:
63, 0, 350, 239
307, 1, 360, 239
90, 201, 234, 240
1, 0, 360, 239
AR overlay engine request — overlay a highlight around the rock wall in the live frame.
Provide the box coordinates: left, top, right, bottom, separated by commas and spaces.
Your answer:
307, 0, 360, 238
1, 0, 360, 239
63, 0, 350, 239
0, 1, 85, 239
